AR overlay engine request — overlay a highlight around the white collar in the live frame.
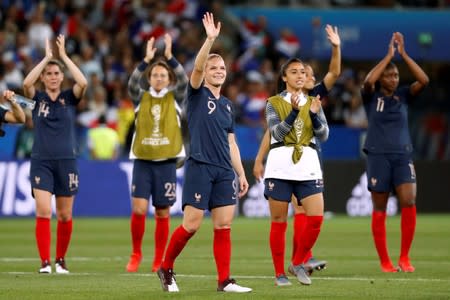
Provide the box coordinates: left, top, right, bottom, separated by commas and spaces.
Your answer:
149, 87, 169, 97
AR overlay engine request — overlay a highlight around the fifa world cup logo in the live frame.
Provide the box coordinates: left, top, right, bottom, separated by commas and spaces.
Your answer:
151, 104, 162, 137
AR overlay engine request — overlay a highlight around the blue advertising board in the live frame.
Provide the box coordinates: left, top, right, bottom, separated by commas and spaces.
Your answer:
0, 160, 185, 217
228, 8, 450, 61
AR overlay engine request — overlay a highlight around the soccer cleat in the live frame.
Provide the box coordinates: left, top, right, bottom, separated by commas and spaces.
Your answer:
39, 260, 51, 274
291, 264, 312, 285
306, 257, 327, 271
288, 263, 313, 276
157, 268, 179, 292
217, 278, 252, 293
126, 253, 142, 273
398, 259, 415, 273
55, 258, 69, 274
275, 274, 292, 286
381, 262, 400, 273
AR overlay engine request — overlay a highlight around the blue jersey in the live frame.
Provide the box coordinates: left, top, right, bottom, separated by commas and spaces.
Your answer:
31, 89, 80, 159
310, 81, 328, 98
362, 85, 413, 154
186, 83, 235, 170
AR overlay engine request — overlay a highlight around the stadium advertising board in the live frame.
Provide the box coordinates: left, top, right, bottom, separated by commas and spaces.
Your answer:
229, 8, 450, 61
0, 160, 448, 217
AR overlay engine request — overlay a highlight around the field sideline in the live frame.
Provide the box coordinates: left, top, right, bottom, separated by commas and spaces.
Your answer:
1, 215, 449, 299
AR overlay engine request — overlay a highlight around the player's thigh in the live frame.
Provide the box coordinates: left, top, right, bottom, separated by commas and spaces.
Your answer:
151, 160, 177, 208
182, 159, 212, 211
54, 159, 79, 196
264, 178, 294, 201
366, 154, 392, 192
30, 159, 54, 194
210, 168, 236, 210
131, 159, 153, 200
392, 154, 416, 188
294, 180, 324, 216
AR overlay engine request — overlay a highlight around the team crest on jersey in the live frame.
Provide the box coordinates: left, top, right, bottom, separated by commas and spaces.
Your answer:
34, 176, 41, 185
59, 98, 66, 106
370, 177, 377, 186
194, 193, 202, 203
68, 173, 79, 191
132, 185, 136, 193
268, 181, 275, 191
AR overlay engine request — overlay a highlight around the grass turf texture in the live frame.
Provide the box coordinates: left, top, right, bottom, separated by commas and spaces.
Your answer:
1, 214, 449, 299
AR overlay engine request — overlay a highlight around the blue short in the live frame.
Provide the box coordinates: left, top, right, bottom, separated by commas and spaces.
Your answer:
182, 159, 236, 211
131, 159, 177, 207
366, 153, 416, 193
264, 178, 324, 205
30, 159, 79, 196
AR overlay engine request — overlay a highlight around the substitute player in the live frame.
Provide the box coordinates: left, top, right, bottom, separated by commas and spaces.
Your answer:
253, 25, 340, 284
126, 33, 187, 273
264, 58, 328, 286
23, 35, 87, 274
362, 32, 429, 273
157, 12, 252, 293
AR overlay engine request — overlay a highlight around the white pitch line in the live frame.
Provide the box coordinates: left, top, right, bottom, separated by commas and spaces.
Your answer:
1, 271, 448, 283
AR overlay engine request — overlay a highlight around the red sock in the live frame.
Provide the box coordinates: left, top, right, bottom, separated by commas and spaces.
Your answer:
372, 211, 392, 265
56, 219, 73, 259
270, 222, 287, 276
291, 213, 307, 262
214, 228, 231, 283
35, 217, 51, 263
292, 216, 323, 265
161, 225, 194, 269
130, 213, 146, 255
400, 205, 416, 260
152, 216, 169, 271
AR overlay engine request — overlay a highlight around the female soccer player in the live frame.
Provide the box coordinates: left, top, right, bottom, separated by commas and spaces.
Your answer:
264, 58, 328, 286
362, 32, 429, 273
23, 35, 87, 274
253, 25, 340, 282
126, 33, 187, 273
157, 12, 252, 293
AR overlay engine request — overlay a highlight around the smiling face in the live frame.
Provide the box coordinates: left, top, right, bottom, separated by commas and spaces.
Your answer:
40, 61, 64, 92
282, 61, 306, 94
204, 54, 226, 88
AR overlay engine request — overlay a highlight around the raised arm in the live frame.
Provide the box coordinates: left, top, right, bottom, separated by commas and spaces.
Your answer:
164, 33, 188, 102
395, 32, 429, 96
56, 34, 88, 98
190, 12, 221, 89
363, 34, 396, 94
23, 38, 53, 98
322, 25, 341, 91
128, 37, 156, 102
2, 90, 26, 124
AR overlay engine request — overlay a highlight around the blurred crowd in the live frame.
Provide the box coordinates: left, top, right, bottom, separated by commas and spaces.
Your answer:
1, 0, 449, 160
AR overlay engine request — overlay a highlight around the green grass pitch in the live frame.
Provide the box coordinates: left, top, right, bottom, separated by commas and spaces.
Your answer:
1, 214, 449, 299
